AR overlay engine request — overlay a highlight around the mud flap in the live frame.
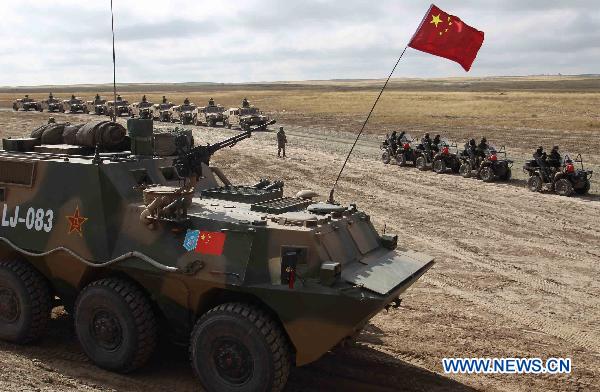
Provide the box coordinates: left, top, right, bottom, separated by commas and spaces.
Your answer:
341, 249, 434, 295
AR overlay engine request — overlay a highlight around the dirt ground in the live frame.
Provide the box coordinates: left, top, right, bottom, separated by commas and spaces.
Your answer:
0, 80, 599, 391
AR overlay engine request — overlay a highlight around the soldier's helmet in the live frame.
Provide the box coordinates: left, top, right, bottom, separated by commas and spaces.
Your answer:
469, 138, 476, 146
481, 137, 487, 143
25, 94, 29, 98
162, 96, 167, 103
184, 98, 190, 105
71, 94, 76, 100
117, 95, 122, 101
536, 146, 544, 155
142, 95, 147, 102
434, 134, 440, 140
279, 126, 284, 131
424, 133, 430, 138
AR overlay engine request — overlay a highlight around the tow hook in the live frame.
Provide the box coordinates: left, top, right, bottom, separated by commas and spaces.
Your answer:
385, 298, 402, 311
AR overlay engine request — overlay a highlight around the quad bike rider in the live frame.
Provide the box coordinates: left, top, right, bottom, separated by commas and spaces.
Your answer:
459, 138, 513, 181
40, 93, 64, 113
414, 133, 436, 171
523, 146, 592, 196
395, 132, 418, 167
152, 96, 174, 122
431, 136, 461, 174
380, 131, 399, 164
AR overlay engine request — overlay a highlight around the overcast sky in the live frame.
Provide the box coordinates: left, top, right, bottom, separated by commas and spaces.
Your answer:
1, 1, 599, 86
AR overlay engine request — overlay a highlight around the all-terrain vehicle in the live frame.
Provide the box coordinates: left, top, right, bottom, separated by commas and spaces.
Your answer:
103, 95, 130, 117
40, 93, 64, 113
380, 137, 398, 165
193, 99, 226, 127
152, 96, 174, 122
459, 144, 512, 182
12, 95, 42, 112
129, 95, 154, 119
395, 133, 418, 167
87, 94, 107, 115
523, 153, 592, 196
224, 99, 269, 131
0, 118, 433, 392
169, 98, 197, 125
62, 95, 89, 114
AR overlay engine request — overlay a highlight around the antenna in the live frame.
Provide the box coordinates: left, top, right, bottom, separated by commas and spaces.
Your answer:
110, 0, 117, 122
327, 46, 408, 204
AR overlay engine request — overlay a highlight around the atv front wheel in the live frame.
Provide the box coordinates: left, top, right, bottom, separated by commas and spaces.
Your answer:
555, 178, 574, 197
0, 260, 51, 344
190, 303, 291, 392
459, 163, 472, 178
416, 156, 428, 171
433, 159, 446, 174
396, 153, 407, 166
75, 278, 157, 373
527, 175, 543, 192
381, 151, 391, 164
480, 166, 495, 182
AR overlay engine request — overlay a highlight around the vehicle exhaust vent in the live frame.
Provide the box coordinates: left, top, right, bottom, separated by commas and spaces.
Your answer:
0, 160, 36, 187
251, 197, 312, 214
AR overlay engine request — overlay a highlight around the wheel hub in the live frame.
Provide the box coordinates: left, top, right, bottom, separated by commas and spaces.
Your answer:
90, 309, 123, 351
0, 287, 19, 323
212, 338, 253, 384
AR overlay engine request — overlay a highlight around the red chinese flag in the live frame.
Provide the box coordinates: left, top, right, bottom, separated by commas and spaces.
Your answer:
195, 231, 226, 255
409, 4, 484, 71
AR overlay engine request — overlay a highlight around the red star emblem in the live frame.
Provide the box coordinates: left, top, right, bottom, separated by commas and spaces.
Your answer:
66, 206, 88, 236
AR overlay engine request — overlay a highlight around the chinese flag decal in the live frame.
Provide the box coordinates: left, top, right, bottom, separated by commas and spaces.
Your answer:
186, 230, 226, 255
409, 4, 484, 71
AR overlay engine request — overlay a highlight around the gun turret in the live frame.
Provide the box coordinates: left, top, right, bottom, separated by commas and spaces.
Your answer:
174, 119, 276, 179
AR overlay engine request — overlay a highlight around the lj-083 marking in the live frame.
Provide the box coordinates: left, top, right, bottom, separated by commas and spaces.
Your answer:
1, 204, 54, 232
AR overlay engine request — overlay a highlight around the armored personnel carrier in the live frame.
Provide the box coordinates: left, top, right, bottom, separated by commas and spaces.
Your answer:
12, 95, 42, 112
62, 95, 89, 114
152, 96, 174, 122
103, 95, 130, 117
170, 98, 197, 125
40, 93, 64, 113
193, 98, 226, 127
224, 98, 269, 131
129, 95, 154, 119
0, 118, 433, 392
87, 94, 107, 115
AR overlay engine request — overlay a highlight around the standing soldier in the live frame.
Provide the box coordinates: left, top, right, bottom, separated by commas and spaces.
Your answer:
208, 97, 215, 106
277, 127, 287, 158
162, 96, 168, 104
242, 97, 250, 108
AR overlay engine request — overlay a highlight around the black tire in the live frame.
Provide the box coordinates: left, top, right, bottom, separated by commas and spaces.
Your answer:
12, 104, 18, 111
190, 303, 291, 392
416, 156, 428, 171
501, 168, 512, 181
480, 166, 495, 182
433, 159, 446, 174
527, 175, 543, 192
555, 178, 574, 197
381, 151, 391, 164
75, 278, 157, 373
396, 153, 407, 167
0, 260, 51, 344
574, 180, 590, 196
459, 163, 471, 178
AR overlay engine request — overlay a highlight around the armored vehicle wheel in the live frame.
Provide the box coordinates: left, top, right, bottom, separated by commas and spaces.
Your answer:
209, 119, 215, 127
0, 260, 51, 344
415, 156, 428, 171
381, 151, 391, 164
75, 278, 157, 373
12, 104, 18, 111
527, 175, 543, 192
193, 116, 200, 126
459, 163, 471, 178
190, 303, 291, 392
480, 166, 495, 182
555, 178, 574, 197
574, 180, 590, 196
433, 159, 446, 174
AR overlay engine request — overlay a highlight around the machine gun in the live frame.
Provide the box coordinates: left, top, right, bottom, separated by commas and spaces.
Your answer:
174, 119, 276, 179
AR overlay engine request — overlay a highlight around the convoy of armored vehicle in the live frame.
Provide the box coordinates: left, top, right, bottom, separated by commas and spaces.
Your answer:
104, 95, 129, 117
152, 96, 174, 122
169, 98, 196, 125
224, 98, 269, 130
194, 98, 226, 126
0, 117, 434, 392
40, 93, 64, 113
87, 94, 107, 115
62, 95, 89, 114
12, 95, 42, 112
128, 95, 153, 119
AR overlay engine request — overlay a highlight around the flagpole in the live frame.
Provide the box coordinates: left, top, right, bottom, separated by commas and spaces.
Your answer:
328, 45, 409, 203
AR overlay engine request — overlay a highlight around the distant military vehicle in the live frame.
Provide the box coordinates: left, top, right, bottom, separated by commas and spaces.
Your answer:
152, 96, 174, 122
87, 94, 107, 115
169, 98, 196, 125
103, 95, 130, 117
62, 95, 89, 114
193, 98, 225, 127
0, 118, 433, 392
224, 98, 269, 130
129, 95, 154, 119
12, 95, 42, 112
524, 152, 592, 196
40, 93, 64, 113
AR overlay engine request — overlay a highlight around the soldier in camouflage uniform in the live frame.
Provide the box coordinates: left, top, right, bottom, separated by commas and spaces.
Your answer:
277, 126, 287, 158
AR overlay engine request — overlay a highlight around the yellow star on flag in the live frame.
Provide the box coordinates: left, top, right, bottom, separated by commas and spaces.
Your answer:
431, 14, 442, 28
